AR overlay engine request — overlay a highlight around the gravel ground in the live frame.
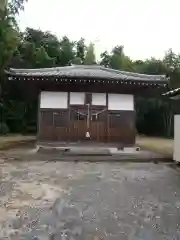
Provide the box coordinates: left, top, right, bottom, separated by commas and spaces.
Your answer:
0, 157, 180, 240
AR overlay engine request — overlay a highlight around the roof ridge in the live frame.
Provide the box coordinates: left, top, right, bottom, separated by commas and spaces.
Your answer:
8, 65, 166, 79
9, 65, 102, 73
6, 66, 168, 83
9, 67, 61, 72
99, 67, 166, 79
114, 69, 165, 78
71, 64, 101, 69
99, 67, 127, 78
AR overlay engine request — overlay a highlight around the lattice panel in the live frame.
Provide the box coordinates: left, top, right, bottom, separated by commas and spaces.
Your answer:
40, 111, 53, 126
108, 113, 121, 128
91, 109, 107, 122
53, 110, 68, 127
70, 108, 87, 121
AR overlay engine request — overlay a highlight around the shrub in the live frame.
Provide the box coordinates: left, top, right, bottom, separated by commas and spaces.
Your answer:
0, 122, 10, 135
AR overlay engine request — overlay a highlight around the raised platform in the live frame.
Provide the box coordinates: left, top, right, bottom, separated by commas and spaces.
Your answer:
0, 140, 172, 163
35, 143, 166, 161
37, 141, 139, 156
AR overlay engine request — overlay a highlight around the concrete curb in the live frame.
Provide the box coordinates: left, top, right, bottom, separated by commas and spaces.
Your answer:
1, 151, 172, 163
37, 146, 112, 156
48, 156, 173, 163
21, 152, 172, 163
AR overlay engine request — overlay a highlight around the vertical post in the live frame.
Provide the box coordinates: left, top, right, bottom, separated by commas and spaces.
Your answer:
174, 115, 180, 162
37, 92, 41, 142
86, 103, 90, 139
106, 93, 109, 142
87, 103, 90, 129
67, 92, 70, 141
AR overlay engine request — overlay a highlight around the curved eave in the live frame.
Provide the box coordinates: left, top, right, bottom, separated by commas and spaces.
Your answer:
5, 71, 168, 86
162, 88, 180, 100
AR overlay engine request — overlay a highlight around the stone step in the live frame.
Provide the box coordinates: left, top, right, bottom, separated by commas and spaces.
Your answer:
37, 146, 111, 156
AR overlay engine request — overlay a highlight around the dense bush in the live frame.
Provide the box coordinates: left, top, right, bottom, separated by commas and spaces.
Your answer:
0, 122, 10, 135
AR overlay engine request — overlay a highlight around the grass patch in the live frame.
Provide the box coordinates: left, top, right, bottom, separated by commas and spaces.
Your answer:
137, 137, 173, 158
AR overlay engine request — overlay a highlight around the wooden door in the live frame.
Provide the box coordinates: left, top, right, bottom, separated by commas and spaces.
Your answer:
90, 107, 107, 142
39, 109, 69, 142
69, 106, 87, 141
53, 110, 69, 141
107, 111, 135, 144
69, 106, 108, 142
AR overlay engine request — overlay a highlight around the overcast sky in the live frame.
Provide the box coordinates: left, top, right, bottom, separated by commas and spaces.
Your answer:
18, 0, 180, 60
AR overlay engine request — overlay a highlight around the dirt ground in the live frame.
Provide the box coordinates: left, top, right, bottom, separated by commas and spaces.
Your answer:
137, 136, 173, 157
0, 135, 35, 150
0, 153, 180, 239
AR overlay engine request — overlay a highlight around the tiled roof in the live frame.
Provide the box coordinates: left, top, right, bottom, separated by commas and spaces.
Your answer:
163, 88, 180, 98
5, 65, 168, 83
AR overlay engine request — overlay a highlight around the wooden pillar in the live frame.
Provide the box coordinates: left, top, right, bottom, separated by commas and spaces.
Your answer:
67, 92, 70, 141
106, 93, 109, 143
37, 92, 41, 142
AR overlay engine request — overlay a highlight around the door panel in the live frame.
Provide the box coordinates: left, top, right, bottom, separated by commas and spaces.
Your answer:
39, 110, 69, 141
90, 107, 107, 142
69, 106, 87, 141
53, 110, 69, 141
69, 105, 107, 142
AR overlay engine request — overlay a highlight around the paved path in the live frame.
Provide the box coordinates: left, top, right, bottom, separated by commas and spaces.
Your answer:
0, 158, 180, 239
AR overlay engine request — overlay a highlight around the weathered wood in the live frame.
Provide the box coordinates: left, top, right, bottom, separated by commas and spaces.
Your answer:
38, 107, 135, 145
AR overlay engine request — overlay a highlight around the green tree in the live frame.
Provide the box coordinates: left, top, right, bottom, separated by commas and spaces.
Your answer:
110, 45, 133, 71
100, 46, 133, 71
76, 38, 85, 62
0, 0, 27, 69
100, 51, 111, 67
163, 49, 180, 70
163, 49, 180, 88
59, 36, 75, 66
0, 18, 19, 73
84, 43, 96, 65
110, 45, 124, 69
0, 0, 27, 133
134, 58, 166, 75
0, 0, 27, 82
23, 28, 61, 65
34, 46, 55, 68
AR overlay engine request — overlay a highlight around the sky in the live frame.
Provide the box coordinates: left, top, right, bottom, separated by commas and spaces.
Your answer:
18, 0, 180, 61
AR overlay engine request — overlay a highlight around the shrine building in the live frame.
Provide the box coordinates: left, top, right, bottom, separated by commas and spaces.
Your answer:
6, 65, 168, 146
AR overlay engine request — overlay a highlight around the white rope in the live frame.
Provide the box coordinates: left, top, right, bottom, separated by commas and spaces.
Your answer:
71, 108, 107, 120
91, 108, 106, 120
91, 108, 106, 116
71, 109, 88, 116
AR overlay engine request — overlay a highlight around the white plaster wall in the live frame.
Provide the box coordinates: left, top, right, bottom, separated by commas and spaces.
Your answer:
70, 92, 85, 105
40, 91, 68, 109
108, 94, 134, 110
174, 114, 180, 162
92, 93, 106, 106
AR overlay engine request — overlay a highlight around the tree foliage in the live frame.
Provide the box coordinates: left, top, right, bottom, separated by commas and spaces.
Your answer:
84, 43, 96, 65
76, 38, 85, 62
